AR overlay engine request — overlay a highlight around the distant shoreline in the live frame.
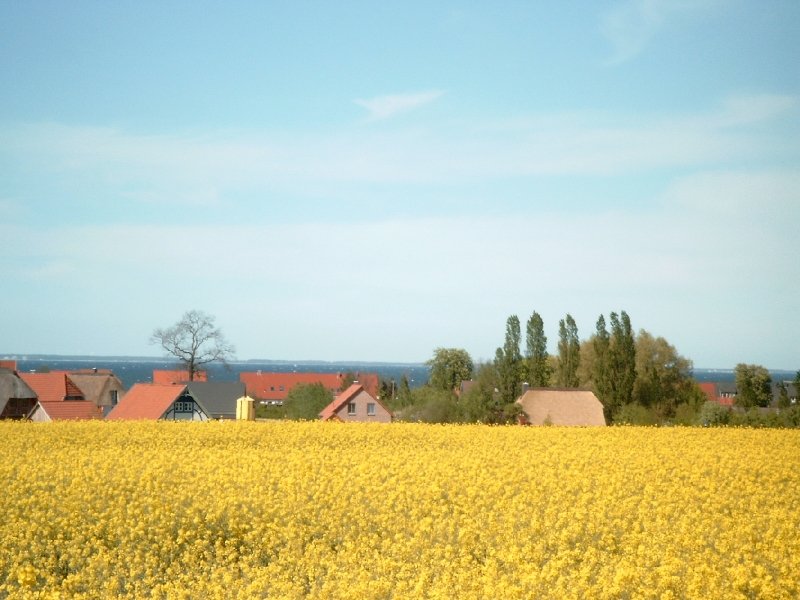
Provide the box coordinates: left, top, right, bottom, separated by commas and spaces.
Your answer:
1, 353, 426, 368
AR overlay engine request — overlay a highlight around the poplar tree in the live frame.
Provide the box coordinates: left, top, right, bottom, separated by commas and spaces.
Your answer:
495, 315, 522, 404
592, 314, 614, 419
609, 311, 636, 413
557, 314, 580, 387
777, 381, 790, 409
525, 311, 551, 387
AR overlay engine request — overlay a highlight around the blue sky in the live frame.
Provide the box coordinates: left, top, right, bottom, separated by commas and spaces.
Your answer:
1, 1, 798, 368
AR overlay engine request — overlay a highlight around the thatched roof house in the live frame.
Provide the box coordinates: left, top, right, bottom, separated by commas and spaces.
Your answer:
516, 388, 606, 426
68, 371, 126, 412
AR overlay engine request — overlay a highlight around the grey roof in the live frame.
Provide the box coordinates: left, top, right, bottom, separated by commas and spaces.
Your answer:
186, 381, 246, 418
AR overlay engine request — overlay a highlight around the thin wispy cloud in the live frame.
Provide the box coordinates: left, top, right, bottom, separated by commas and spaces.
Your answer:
600, 0, 717, 65
2, 93, 794, 200
354, 90, 445, 121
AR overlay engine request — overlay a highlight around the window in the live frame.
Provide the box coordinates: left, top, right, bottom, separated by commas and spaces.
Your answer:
279, 385, 285, 392
367, 403, 376, 416
175, 401, 193, 413
347, 402, 356, 415
109, 390, 118, 405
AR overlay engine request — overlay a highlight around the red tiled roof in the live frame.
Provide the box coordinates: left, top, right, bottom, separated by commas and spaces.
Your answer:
107, 383, 185, 420
19, 373, 85, 403
318, 383, 393, 421
698, 382, 718, 404
153, 369, 208, 384
38, 401, 103, 420
0, 360, 17, 371
240, 372, 343, 401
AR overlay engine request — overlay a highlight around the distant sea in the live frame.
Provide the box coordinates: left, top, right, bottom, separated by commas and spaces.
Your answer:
5, 355, 431, 391
3, 355, 796, 390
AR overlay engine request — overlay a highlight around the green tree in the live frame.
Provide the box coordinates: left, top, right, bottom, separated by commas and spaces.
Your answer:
696, 401, 730, 426
460, 363, 498, 423
734, 364, 772, 408
608, 311, 636, 414
340, 371, 357, 389
396, 374, 413, 408
402, 386, 460, 423
556, 314, 580, 387
525, 311, 551, 387
427, 347, 474, 393
379, 377, 396, 406
494, 315, 523, 404
632, 330, 700, 421
150, 310, 235, 381
283, 382, 333, 420
591, 315, 613, 417
794, 370, 800, 404
777, 381, 791, 409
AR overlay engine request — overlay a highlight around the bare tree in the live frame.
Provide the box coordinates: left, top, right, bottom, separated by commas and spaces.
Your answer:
150, 310, 235, 381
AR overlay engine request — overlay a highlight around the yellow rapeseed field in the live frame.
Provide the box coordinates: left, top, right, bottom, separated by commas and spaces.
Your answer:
0, 421, 798, 599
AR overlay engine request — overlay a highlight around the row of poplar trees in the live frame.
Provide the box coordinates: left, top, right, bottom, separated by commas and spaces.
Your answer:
494, 310, 638, 422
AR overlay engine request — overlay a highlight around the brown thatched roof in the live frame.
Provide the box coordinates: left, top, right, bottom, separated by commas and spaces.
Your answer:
516, 388, 606, 426
68, 373, 124, 407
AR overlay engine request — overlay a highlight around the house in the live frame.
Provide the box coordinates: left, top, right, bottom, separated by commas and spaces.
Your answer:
29, 400, 103, 422
19, 372, 86, 403
107, 383, 210, 421
240, 371, 380, 405
20, 372, 104, 421
717, 382, 737, 406
68, 370, 126, 416
319, 383, 393, 423
516, 388, 606, 426
185, 381, 246, 420
697, 381, 797, 408
153, 369, 208, 384
698, 382, 737, 407
774, 382, 798, 405
0, 365, 38, 419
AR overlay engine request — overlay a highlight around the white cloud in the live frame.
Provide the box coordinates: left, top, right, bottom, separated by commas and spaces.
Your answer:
600, 0, 718, 65
1, 93, 794, 202
354, 90, 445, 121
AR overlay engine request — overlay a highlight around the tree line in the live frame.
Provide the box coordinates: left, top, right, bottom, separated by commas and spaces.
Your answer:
388, 310, 800, 427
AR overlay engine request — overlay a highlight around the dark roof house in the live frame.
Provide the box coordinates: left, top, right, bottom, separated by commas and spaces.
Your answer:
185, 381, 246, 420
0, 367, 38, 420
